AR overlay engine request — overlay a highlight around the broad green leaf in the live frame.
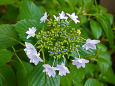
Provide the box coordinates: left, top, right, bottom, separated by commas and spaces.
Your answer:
0, 24, 18, 49
13, 60, 33, 86
0, 64, 16, 86
105, 13, 114, 25
97, 43, 107, 52
14, 19, 42, 41
0, 0, 17, 5
19, 1, 44, 22
84, 78, 103, 86
99, 67, 115, 85
69, 64, 85, 82
0, 49, 13, 65
90, 20, 102, 39
28, 63, 60, 86
95, 14, 114, 48
97, 51, 112, 74
79, 15, 88, 25
60, 74, 72, 86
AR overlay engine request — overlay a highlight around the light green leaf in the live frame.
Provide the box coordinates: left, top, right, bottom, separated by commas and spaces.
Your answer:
105, 13, 114, 25
0, 0, 17, 5
84, 78, 103, 86
13, 60, 33, 86
60, 74, 72, 86
0, 64, 16, 86
90, 20, 102, 39
0, 49, 13, 65
14, 19, 42, 41
0, 24, 18, 49
28, 63, 60, 86
19, 1, 44, 22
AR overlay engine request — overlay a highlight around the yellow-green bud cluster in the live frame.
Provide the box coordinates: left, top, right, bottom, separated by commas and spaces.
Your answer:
36, 19, 84, 59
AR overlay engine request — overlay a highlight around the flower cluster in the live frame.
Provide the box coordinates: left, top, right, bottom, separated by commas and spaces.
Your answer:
24, 11, 100, 77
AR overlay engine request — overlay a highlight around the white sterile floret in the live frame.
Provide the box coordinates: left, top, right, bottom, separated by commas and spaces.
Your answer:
82, 39, 100, 50
53, 15, 60, 21
24, 42, 43, 65
43, 64, 57, 77
26, 27, 36, 39
72, 58, 89, 69
56, 63, 70, 76
66, 13, 80, 24
40, 12, 48, 23
59, 11, 68, 20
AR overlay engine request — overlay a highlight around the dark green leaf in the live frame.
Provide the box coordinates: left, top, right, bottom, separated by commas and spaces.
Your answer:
0, 64, 16, 86
90, 20, 102, 39
105, 13, 114, 25
13, 60, 33, 86
95, 14, 114, 48
28, 63, 60, 86
0, 49, 13, 65
0, 24, 18, 49
84, 78, 103, 86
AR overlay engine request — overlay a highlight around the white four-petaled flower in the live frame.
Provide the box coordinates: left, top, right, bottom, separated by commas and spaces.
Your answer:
24, 42, 43, 65
56, 63, 70, 76
72, 58, 89, 69
40, 12, 48, 23
66, 13, 80, 24
53, 15, 60, 21
59, 11, 68, 20
26, 27, 36, 39
43, 64, 57, 77
82, 39, 100, 50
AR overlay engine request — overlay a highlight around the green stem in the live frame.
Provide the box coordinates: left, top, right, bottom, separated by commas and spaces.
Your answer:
41, 48, 45, 63
12, 46, 26, 71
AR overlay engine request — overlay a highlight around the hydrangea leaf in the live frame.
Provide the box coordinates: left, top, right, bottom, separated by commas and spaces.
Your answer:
0, 64, 16, 86
0, 24, 18, 49
28, 63, 60, 86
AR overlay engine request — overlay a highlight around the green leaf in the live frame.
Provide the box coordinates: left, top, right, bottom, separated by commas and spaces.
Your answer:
19, 1, 44, 22
69, 64, 85, 83
95, 14, 114, 48
0, 64, 16, 86
60, 74, 72, 86
28, 63, 60, 86
0, 0, 17, 5
104, 13, 114, 25
90, 20, 102, 39
84, 78, 103, 86
0, 24, 18, 49
14, 19, 42, 41
97, 43, 107, 52
99, 67, 115, 85
0, 49, 13, 65
13, 60, 33, 86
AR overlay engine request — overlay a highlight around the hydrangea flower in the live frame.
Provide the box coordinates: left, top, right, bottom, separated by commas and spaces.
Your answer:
43, 64, 57, 77
82, 39, 100, 50
59, 11, 68, 20
72, 58, 89, 69
66, 13, 80, 24
40, 12, 48, 23
26, 27, 36, 39
53, 15, 60, 21
56, 63, 70, 76
24, 42, 43, 65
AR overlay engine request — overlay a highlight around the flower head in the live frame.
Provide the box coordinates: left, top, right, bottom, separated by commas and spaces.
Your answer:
24, 42, 43, 65
72, 58, 89, 69
82, 39, 100, 50
59, 11, 68, 20
56, 63, 70, 76
66, 13, 80, 24
43, 64, 57, 77
40, 12, 48, 23
26, 27, 36, 39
